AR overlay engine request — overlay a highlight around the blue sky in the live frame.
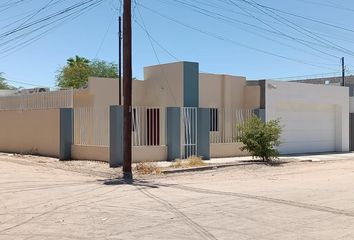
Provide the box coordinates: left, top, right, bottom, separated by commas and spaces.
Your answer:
0, 0, 354, 88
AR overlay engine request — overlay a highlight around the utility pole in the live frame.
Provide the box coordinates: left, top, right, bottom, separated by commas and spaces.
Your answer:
118, 16, 122, 105
123, 0, 133, 180
341, 57, 345, 87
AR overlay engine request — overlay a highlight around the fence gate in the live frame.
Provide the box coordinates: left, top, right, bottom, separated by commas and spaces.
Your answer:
181, 107, 198, 159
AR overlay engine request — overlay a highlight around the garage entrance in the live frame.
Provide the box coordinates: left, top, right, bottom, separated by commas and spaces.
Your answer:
276, 104, 336, 154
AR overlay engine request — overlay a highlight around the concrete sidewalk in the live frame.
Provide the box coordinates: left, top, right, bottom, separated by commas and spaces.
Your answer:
153, 152, 354, 168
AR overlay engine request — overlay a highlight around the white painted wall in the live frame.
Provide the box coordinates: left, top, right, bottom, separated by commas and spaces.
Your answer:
265, 81, 349, 154
349, 97, 354, 113
0, 90, 16, 96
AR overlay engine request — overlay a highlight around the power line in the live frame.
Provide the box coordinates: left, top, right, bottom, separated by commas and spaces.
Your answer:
227, 0, 341, 58
94, 12, 116, 58
134, 3, 178, 106
134, 21, 179, 61
251, 2, 354, 34
161, 0, 339, 62
3, 77, 53, 88
0, 0, 31, 14
0, 0, 101, 40
189, 0, 354, 51
235, 0, 354, 57
265, 71, 341, 80
13, 0, 57, 32
294, 0, 354, 13
0, 0, 105, 56
137, 2, 338, 71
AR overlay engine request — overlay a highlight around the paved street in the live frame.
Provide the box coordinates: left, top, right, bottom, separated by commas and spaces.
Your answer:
1, 154, 354, 239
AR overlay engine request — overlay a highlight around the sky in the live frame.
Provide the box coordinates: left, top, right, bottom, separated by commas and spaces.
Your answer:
1, 0, 354, 88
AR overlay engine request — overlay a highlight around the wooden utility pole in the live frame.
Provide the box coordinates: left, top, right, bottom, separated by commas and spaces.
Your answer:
341, 57, 345, 87
118, 16, 122, 105
123, 0, 133, 179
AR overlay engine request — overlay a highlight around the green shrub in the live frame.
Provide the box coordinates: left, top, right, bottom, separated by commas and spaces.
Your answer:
238, 115, 282, 163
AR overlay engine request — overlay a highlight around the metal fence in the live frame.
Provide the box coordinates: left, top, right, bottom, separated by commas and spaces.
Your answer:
0, 89, 73, 110
209, 108, 253, 143
181, 107, 198, 159
132, 106, 166, 146
74, 107, 110, 146
74, 106, 166, 147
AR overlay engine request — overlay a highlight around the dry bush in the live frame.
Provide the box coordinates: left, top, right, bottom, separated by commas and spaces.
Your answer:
187, 156, 205, 167
170, 156, 205, 168
170, 159, 184, 168
135, 161, 162, 175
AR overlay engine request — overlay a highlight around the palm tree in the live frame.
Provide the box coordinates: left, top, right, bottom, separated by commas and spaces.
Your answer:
67, 55, 90, 67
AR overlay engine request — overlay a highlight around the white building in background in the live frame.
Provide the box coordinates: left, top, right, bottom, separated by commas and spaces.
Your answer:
0, 90, 16, 96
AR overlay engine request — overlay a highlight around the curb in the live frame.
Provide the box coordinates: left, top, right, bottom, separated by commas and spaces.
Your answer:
161, 161, 278, 174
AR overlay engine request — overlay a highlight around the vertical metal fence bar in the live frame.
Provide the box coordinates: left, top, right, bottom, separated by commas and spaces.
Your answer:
208, 108, 252, 144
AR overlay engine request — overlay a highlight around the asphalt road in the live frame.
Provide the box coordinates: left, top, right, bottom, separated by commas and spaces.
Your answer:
1, 154, 354, 239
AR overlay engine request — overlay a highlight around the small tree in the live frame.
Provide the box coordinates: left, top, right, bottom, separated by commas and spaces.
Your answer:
56, 56, 118, 89
0, 72, 15, 90
56, 56, 91, 89
90, 59, 118, 78
238, 115, 282, 163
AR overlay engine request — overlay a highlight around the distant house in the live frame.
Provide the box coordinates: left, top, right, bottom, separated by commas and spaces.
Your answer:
0, 90, 17, 97
290, 75, 354, 96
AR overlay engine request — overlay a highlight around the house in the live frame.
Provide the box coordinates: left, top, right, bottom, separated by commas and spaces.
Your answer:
0, 90, 17, 96
281, 75, 354, 151
0, 61, 349, 165
290, 75, 354, 96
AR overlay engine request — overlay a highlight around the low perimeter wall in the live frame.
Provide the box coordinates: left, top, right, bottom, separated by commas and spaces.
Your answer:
0, 109, 60, 157
210, 143, 249, 158
71, 145, 168, 163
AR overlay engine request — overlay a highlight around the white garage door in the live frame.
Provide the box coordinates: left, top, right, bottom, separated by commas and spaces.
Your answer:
276, 104, 336, 154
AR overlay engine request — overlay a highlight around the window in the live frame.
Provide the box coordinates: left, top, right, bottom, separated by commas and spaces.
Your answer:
209, 108, 219, 132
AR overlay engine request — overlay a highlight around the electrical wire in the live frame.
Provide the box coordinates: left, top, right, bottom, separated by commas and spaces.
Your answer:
137, 2, 338, 71
0, 0, 105, 56
94, 13, 116, 59
235, 0, 354, 57
161, 0, 339, 62
134, 3, 179, 105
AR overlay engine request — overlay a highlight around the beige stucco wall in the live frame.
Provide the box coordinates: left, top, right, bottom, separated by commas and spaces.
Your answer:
244, 85, 261, 109
133, 80, 147, 106
88, 77, 119, 107
76, 63, 186, 108
71, 145, 109, 162
72, 77, 148, 108
210, 143, 249, 158
143, 62, 184, 107
71, 145, 168, 163
199, 74, 223, 108
133, 146, 168, 162
0, 109, 60, 157
199, 73, 249, 108
77, 63, 256, 110
73, 90, 94, 108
